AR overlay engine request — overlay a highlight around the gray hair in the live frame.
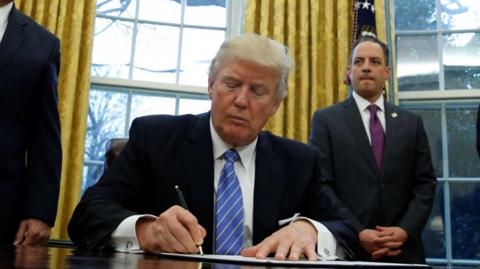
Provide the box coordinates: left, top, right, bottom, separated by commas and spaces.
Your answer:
208, 34, 294, 100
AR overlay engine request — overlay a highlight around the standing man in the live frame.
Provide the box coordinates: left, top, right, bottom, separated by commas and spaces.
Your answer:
0, 1, 62, 246
68, 34, 359, 261
309, 36, 437, 263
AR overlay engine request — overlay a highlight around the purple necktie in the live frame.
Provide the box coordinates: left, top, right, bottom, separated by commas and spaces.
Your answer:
368, 105, 385, 171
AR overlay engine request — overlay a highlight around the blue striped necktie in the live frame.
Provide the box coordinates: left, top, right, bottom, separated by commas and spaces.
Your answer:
215, 148, 244, 255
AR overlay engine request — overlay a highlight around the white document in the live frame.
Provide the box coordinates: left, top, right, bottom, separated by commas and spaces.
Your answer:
157, 253, 431, 268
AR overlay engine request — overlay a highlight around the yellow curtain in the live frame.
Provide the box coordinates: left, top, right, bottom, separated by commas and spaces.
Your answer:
15, 0, 96, 239
374, 0, 393, 103
387, 0, 398, 105
244, 0, 353, 143
244, 0, 391, 142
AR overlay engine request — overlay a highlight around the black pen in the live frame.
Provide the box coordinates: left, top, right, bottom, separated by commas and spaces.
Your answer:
175, 185, 204, 256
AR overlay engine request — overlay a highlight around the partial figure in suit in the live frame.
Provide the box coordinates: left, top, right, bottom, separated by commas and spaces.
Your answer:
0, 1, 62, 246
68, 34, 359, 261
309, 36, 437, 264
477, 104, 480, 159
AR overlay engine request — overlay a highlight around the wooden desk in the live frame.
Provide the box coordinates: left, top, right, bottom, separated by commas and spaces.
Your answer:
0, 244, 454, 269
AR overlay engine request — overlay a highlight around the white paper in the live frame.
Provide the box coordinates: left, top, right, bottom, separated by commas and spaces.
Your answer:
157, 253, 431, 268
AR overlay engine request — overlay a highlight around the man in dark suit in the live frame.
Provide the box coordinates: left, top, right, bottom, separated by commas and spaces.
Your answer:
0, 1, 62, 246
309, 36, 437, 264
68, 34, 359, 261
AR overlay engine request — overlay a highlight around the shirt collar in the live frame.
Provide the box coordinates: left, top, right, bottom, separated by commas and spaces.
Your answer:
352, 90, 385, 112
210, 117, 257, 171
0, 2, 13, 28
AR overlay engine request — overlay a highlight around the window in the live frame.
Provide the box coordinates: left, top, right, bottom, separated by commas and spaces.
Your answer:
82, 0, 243, 194
393, 0, 480, 265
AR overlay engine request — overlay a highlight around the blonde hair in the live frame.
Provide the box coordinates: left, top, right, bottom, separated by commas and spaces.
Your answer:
208, 34, 294, 99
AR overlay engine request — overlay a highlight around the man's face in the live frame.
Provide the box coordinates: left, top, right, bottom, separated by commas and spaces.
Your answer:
348, 41, 391, 102
208, 59, 282, 147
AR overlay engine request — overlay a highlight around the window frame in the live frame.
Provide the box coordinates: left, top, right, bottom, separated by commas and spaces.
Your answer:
389, 0, 480, 266
82, 0, 244, 193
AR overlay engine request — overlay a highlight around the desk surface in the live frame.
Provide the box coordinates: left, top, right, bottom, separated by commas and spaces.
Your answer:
0, 244, 460, 269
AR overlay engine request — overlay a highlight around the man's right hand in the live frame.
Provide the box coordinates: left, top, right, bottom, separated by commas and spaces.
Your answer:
135, 205, 206, 254
359, 229, 403, 260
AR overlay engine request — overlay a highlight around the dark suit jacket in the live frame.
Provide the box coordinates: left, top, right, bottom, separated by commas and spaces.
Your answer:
477, 104, 480, 159
0, 4, 62, 244
68, 112, 359, 259
309, 97, 437, 263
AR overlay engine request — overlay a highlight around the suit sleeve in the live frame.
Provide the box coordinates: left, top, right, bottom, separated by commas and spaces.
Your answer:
397, 115, 437, 244
24, 37, 62, 227
68, 118, 150, 250
304, 148, 359, 260
309, 110, 365, 233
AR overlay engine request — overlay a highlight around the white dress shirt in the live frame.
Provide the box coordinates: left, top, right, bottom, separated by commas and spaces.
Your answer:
110, 117, 346, 260
352, 91, 386, 143
0, 2, 13, 43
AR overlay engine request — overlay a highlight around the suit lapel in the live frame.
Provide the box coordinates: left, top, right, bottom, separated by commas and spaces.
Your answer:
380, 102, 399, 180
343, 97, 381, 178
252, 132, 283, 245
181, 113, 215, 253
0, 4, 27, 72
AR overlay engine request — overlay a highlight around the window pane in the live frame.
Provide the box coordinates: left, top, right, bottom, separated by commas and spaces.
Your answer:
446, 104, 480, 177
85, 89, 128, 162
396, 35, 439, 91
130, 94, 176, 124
138, 0, 181, 24
441, 0, 480, 30
443, 33, 480, 90
133, 24, 180, 83
82, 165, 104, 195
184, 0, 227, 27
394, 0, 437, 31
179, 28, 225, 86
422, 183, 446, 259
179, 98, 211, 115
450, 181, 480, 259
96, 0, 137, 18
91, 18, 133, 79
402, 104, 443, 178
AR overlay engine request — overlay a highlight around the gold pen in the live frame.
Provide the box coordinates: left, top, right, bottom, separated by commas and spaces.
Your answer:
175, 185, 204, 256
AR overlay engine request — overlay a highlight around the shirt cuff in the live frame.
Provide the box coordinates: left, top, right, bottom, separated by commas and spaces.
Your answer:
110, 214, 157, 253
292, 217, 347, 261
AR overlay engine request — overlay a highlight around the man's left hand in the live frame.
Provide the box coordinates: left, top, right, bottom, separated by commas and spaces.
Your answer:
13, 219, 51, 247
241, 220, 318, 261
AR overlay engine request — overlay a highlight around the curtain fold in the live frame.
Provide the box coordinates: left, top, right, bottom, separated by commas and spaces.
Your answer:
15, 0, 96, 239
374, 0, 393, 102
244, 0, 353, 143
244, 0, 390, 142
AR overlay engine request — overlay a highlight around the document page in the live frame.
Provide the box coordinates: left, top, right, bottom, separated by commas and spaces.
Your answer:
157, 253, 431, 268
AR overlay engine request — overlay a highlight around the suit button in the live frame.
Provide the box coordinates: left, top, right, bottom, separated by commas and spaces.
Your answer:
379, 183, 385, 189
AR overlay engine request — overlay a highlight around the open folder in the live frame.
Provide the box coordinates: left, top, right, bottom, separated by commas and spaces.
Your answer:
158, 253, 431, 268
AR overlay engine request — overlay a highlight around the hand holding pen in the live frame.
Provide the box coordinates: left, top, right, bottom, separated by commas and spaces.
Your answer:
176, 185, 204, 255
134, 190, 206, 254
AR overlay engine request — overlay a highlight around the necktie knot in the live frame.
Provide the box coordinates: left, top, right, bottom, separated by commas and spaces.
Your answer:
368, 104, 379, 115
224, 148, 240, 163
